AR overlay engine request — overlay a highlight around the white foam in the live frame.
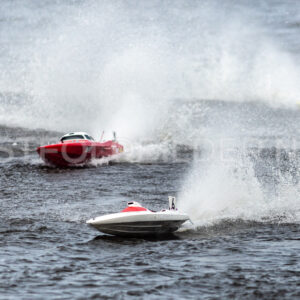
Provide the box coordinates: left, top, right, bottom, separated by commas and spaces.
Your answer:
178, 140, 300, 225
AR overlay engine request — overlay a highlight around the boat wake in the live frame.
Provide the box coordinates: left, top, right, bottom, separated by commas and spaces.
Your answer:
178, 143, 300, 226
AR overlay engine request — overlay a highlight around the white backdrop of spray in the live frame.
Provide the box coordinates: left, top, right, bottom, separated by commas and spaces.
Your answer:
1, 0, 300, 222
178, 136, 300, 226
1, 0, 300, 134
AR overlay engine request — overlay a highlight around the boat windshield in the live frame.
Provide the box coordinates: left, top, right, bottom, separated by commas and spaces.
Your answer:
85, 135, 94, 141
61, 135, 85, 142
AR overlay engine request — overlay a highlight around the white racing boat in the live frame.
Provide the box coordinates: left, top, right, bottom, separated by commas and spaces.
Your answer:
86, 197, 190, 237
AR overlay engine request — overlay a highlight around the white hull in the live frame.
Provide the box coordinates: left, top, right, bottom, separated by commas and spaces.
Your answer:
87, 210, 189, 237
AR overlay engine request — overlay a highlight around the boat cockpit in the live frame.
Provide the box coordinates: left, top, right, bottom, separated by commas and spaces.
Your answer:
60, 132, 95, 143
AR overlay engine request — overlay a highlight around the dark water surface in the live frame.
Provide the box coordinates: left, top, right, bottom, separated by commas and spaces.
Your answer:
0, 149, 299, 299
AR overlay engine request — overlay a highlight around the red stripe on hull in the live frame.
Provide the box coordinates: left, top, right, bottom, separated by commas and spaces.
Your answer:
121, 207, 148, 213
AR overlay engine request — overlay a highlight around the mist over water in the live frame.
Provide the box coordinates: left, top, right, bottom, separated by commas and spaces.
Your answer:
1, 0, 300, 224
1, 0, 300, 134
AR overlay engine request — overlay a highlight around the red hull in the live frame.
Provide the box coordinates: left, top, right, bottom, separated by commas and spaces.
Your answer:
37, 140, 123, 167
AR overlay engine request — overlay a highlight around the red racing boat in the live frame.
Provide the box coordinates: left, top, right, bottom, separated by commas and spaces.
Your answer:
37, 132, 123, 167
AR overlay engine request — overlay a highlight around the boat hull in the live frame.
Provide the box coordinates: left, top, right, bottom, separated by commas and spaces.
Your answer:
89, 220, 186, 237
87, 211, 189, 237
37, 140, 123, 167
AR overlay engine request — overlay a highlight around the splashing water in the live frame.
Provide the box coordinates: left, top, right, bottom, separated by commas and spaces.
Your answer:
1, 0, 300, 139
178, 137, 300, 226
1, 0, 300, 223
